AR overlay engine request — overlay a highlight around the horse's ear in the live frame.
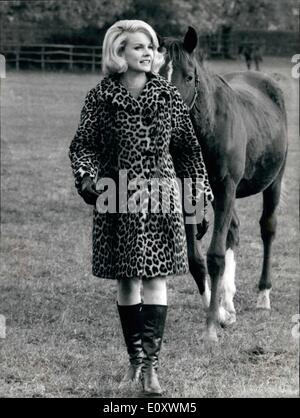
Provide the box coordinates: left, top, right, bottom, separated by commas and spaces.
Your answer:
183, 26, 198, 53
156, 33, 166, 53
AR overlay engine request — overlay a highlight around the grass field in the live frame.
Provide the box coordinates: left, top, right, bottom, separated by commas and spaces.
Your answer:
0, 57, 299, 398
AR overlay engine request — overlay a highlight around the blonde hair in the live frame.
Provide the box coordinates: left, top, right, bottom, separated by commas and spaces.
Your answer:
102, 20, 165, 75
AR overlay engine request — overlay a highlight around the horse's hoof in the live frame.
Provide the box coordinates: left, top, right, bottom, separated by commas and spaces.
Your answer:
218, 306, 229, 323
227, 312, 236, 324
204, 327, 219, 344
218, 306, 236, 326
220, 310, 237, 328
256, 289, 271, 310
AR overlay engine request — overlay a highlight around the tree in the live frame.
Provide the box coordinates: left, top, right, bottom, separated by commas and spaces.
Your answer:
0, 0, 133, 28
166, 0, 299, 33
0, 0, 133, 44
0, 0, 298, 45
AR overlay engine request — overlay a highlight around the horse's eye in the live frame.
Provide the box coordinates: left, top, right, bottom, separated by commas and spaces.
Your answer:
186, 75, 193, 82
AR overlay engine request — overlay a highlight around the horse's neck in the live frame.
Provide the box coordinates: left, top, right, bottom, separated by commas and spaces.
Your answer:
193, 66, 216, 136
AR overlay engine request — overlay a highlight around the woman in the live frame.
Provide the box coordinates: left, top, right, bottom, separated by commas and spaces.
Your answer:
69, 20, 213, 396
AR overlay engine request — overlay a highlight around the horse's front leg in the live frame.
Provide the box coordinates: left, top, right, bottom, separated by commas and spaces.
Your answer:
185, 222, 210, 310
206, 176, 236, 343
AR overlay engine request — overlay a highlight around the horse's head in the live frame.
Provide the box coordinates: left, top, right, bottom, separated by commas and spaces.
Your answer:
159, 27, 201, 108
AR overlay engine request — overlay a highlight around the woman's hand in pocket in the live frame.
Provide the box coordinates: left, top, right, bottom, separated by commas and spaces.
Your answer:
81, 175, 100, 205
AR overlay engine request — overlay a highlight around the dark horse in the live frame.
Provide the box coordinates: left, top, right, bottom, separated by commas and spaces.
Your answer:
160, 27, 288, 342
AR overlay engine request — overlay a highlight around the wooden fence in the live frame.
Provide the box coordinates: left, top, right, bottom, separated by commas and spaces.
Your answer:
1, 32, 298, 72
0, 44, 102, 71
0, 40, 235, 71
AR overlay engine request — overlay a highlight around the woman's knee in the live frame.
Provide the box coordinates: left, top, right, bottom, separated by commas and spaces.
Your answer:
143, 277, 167, 305
143, 277, 166, 292
117, 278, 141, 304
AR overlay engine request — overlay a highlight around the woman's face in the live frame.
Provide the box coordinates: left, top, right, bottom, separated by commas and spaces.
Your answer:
122, 32, 154, 73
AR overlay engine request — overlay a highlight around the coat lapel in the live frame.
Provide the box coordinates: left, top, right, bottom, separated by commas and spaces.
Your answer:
102, 73, 171, 115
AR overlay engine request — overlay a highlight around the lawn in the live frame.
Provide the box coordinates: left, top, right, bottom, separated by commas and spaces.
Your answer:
0, 57, 299, 398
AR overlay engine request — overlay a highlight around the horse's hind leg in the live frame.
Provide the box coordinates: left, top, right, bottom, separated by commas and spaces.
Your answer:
257, 177, 282, 309
185, 223, 210, 310
219, 207, 240, 326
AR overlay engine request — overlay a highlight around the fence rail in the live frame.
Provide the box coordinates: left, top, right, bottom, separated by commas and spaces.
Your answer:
0, 44, 102, 71
1, 33, 298, 72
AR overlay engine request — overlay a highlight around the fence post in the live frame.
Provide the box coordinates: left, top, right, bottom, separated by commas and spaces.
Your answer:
69, 46, 73, 71
0, 54, 6, 78
41, 46, 45, 70
16, 47, 20, 71
92, 48, 96, 72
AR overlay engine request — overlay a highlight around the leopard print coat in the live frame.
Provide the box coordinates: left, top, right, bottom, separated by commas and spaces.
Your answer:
69, 72, 213, 280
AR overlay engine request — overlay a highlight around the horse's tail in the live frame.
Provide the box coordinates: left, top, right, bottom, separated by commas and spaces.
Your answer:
270, 73, 289, 212
277, 145, 289, 212
270, 72, 289, 86
278, 177, 288, 211
269, 72, 289, 122
263, 72, 287, 116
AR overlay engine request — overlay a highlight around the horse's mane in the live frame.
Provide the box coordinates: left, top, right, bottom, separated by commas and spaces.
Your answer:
163, 38, 218, 135
162, 38, 195, 67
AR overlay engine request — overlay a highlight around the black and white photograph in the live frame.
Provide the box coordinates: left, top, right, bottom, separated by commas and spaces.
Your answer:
0, 0, 299, 401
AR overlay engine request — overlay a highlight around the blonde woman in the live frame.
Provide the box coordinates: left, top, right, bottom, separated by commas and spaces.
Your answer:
69, 20, 213, 396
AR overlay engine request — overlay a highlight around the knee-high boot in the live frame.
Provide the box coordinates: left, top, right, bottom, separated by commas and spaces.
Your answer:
141, 304, 168, 396
117, 303, 144, 384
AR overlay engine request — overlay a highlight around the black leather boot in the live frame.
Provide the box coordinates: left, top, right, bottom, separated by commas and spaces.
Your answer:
117, 303, 144, 386
141, 304, 168, 396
